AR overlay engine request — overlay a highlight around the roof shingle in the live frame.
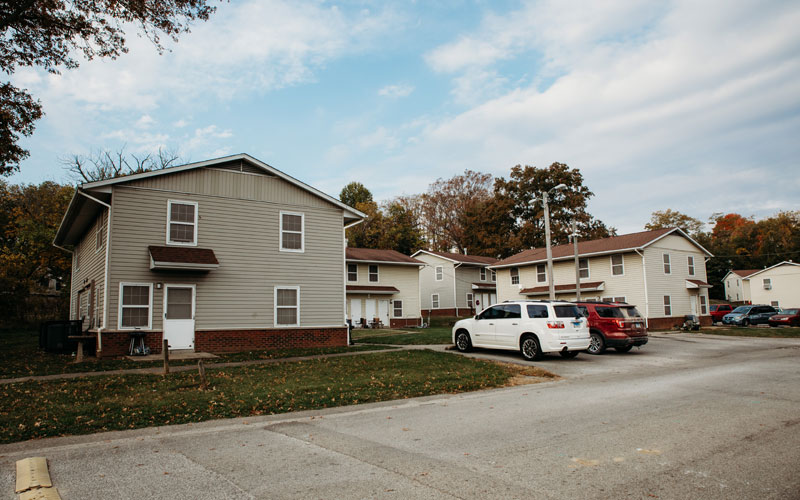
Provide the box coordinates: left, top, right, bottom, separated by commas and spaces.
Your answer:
345, 248, 422, 264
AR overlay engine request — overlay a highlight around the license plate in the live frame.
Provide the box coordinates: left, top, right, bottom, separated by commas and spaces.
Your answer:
634, 322, 642, 328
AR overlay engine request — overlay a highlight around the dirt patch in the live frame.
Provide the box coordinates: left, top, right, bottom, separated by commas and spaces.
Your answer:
491, 361, 560, 386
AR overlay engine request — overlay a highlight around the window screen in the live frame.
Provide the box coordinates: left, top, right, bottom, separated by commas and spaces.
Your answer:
369, 265, 379, 282
663, 295, 672, 316
169, 202, 196, 244
480, 268, 486, 281
432, 294, 440, 308
435, 266, 443, 281
393, 300, 403, 317
611, 254, 623, 275
276, 288, 299, 325
466, 293, 473, 308
687, 256, 695, 276
121, 284, 151, 328
347, 264, 358, 282
511, 267, 519, 285
663, 254, 671, 274
281, 213, 303, 251
579, 259, 589, 279
166, 287, 193, 320
537, 264, 546, 283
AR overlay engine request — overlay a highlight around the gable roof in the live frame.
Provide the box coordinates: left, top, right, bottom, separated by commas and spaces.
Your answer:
742, 261, 800, 280
345, 248, 423, 265
492, 228, 712, 269
54, 153, 365, 246
411, 249, 498, 266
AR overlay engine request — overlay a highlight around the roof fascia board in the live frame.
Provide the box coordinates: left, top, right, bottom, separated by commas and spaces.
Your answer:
411, 249, 493, 265
53, 189, 82, 246
641, 228, 714, 257
743, 261, 800, 280
345, 259, 422, 266
490, 247, 643, 269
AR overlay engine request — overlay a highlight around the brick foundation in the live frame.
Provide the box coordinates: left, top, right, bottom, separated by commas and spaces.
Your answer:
390, 318, 423, 328
195, 327, 348, 353
422, 308, 474, 317
97, 331, 164, 358
647, 315, 712, 331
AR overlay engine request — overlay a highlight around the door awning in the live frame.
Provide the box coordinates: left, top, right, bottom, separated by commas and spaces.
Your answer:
346, 285, 399, 295
520, 281, 605, 296
685, 279, 712, 289
149, 246, 219, 271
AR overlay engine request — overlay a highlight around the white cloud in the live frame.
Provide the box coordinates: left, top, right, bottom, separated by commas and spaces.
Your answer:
135, 115, 155, 129
378, 84, 415, 98
184, 125, 234, 155
173, 119, 189, 128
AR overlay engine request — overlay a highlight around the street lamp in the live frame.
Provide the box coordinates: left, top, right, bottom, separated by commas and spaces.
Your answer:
531, 184, 566, 300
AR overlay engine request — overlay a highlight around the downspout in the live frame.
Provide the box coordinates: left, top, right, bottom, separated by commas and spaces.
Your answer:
77, 190, 111, 354
418, 264, 423, 327
453, 263, 462, 317
343, 218, 363, 345
635, 249, 649, 328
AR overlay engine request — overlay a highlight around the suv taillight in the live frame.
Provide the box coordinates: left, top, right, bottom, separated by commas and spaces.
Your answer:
547, 321, 565, 329
615, 319, 625, 328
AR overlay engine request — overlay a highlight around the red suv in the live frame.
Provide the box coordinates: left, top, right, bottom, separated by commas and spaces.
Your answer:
575, 301, 648, 354
709, 304, 733, 324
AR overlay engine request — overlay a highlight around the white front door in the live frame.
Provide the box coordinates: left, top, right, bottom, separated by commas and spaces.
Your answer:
690, 295, 698, 317
378, 300, 390, 326
350, 299, 362, 326
365, 299, 377, 325
163, 284, 195, 350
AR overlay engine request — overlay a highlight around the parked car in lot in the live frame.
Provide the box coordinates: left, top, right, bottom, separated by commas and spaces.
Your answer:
768, 308, 800, 327
452, 301, 590, 361
709, 304, 734, 324
722, 305, 778, 326
574, 301, 648, 354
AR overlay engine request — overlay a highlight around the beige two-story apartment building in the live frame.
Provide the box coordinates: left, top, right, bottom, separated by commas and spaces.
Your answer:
412, 250, 498, 317
54, 154, 364, 357
724, 262, 800, 307
345, 248, 423, 328
491, 228, 714, 329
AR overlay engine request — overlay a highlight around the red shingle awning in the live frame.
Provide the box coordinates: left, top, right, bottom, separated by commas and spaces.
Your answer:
149, 246, 219, 271
346, 285, 399, 295
686, 279, 712, 289
472, 282, 497, 290
520, 281, 605, 296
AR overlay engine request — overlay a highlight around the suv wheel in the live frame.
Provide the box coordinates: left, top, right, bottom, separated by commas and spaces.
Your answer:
455, 330, 472, 352
587, 332, 605, 354
520, 335, 543, 361
741, 318, 750, 327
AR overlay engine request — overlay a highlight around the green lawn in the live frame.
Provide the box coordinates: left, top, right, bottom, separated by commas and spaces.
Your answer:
0, 350, 555, 443
701, 326, 800, 338
352, 326, 453, 345
0, 329, 388, 379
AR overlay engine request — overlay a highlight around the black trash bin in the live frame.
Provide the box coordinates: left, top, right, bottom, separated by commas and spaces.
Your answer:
39, 320, 82, 353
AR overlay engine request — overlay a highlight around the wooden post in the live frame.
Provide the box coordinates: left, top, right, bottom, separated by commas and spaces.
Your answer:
163, 339, 169, 375
198, 360, 207, 390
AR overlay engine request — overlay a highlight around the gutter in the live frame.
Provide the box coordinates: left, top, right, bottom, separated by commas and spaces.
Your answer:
77, 189, 111, 354
635, 249, 649, 328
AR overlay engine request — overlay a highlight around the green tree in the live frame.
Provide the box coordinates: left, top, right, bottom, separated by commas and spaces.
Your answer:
0, 0, 217, 175
339, 182, 373, 208
0, 180, 74, 322
381, 199, 424, 255
346, 200, 385, 249
645, 209, 704, 237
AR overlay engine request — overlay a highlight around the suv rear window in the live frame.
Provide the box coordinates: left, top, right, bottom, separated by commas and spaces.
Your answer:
554, 305, 582, 318
620, 307, 642, 318
596, 307, 624, 318
527, 305, 548, 318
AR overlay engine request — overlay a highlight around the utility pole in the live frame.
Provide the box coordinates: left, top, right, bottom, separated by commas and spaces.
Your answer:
543, 191, 556, 301
571, 220, 580, 301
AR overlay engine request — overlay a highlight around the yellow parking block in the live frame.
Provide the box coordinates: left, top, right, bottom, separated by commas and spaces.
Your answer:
19, 488, 62, 500
15, 457, 52, 493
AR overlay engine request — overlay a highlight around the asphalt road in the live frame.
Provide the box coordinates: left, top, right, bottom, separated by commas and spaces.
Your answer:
2, 333, 799, 499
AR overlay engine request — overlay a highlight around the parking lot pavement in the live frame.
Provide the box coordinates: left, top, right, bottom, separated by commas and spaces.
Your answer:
2, 334, 799, 499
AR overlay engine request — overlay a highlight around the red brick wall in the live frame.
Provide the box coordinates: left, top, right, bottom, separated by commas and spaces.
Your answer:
195, 327, 348, 353
422, 308, 474, 317
390, 318, 422, 328
98, 331, 164, 357
647, 315, 712, 331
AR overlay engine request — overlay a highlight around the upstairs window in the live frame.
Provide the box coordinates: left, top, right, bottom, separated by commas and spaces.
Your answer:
347, 264, 358, 282
579, 258, 589, 279
480, 268, 486, 281
280, 211, 304, 252
369, 265, 379, 282
537, 264, 546, 283
687, 255, 695, 276
510, 267, 519, 285
491, 270, 496, 282
96, 214, 105, 252
167, 200, 198, 245
435, 266, 443, 281
663, 253, 671, 274
611, 254, 624, 275
763, 278, 772, 290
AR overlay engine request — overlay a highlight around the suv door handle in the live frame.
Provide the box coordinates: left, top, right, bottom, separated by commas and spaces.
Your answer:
512, 323, 518, 325
488, 322, 494, 325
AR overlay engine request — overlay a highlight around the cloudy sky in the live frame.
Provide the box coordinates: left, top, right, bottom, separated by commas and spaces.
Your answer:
9, 0, 800, 233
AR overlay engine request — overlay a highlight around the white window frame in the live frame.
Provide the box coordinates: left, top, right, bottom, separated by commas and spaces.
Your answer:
393, 299, 403, 318
663, 253, 671, 274
536, 264, 547, 283
700, 295, 707, 315
763, 278, 772, 290
274, 286, 300, 327
491, 270, 496, 282
511, 267, 520, 285
611, 254, 624, 276
663, 295, 672, 316
480, 268, 486, 281
466, 293, 474, 308
687, 255, 695, 276
431, 293, 440, 309
368, 264, 379, 283
347, 264, 358, 282
74, 239, 81, 271
579, 258, 589, 279
95, 215, 105, 253
279, 210, 305, 253
166, 200, 199, 246
118, 282, 153, 330
435, 266, 443, 281
770, 300, 779, 307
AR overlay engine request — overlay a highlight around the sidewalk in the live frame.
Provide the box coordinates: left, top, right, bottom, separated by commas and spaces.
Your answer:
0, 346, 403, 385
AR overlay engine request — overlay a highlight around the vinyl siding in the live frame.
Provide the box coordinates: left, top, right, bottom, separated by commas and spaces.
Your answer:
346, 263, 421, 320
69, 208, 108, 331
643, 234, 709, 318
107, 171, 346, 332
454, 266, 488, 309
746, 264, 800, 307
416, 254, 457, 309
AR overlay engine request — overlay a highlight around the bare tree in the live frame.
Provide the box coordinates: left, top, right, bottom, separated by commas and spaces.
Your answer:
62, 146, 182, 183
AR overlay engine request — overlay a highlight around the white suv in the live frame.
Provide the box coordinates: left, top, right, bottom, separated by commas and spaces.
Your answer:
452, 301, 590, 361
